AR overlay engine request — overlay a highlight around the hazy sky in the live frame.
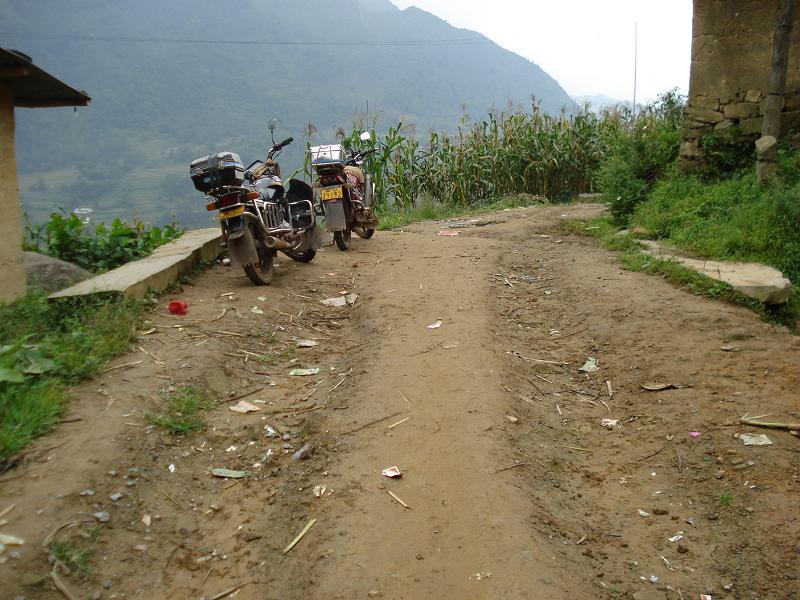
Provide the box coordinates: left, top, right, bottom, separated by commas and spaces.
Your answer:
390, 0, 693, 102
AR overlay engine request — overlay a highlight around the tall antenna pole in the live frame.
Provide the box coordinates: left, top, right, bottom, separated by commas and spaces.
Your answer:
633, 21, 638, 118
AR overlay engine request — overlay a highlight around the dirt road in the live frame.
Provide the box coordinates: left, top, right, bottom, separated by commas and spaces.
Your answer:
2, 203, 798, 600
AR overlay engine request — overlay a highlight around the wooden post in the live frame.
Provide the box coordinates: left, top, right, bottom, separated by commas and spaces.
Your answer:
757, 0, 796, 181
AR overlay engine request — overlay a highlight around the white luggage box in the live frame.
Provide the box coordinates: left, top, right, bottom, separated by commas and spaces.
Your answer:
310, 144, 346, 167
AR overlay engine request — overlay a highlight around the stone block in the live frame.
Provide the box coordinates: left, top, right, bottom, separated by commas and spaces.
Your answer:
755, 135, 777, 154
691, 95, 720, 111
680, 140, 702, 158
744, 89, 763, 103
23, 252, 92, 293
685, 107, 724, 123
739, 116, 764, 135
724, 102, 759, 120
714, 120, 735, 132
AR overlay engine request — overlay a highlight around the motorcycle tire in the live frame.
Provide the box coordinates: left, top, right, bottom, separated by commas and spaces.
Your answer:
285, 249, 316, 263
243, 224, 275, 285
353, 227, 375, 239
334, 228, 351, 251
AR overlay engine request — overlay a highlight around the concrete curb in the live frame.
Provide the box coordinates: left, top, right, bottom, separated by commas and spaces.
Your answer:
49, 228, 223, 300
639, 239, 793, 305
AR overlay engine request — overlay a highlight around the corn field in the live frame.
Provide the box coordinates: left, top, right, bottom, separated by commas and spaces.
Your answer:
309, 104, 620, 209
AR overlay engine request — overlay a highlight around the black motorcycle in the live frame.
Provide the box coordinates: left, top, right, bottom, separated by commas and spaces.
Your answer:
190, 118, 321, 285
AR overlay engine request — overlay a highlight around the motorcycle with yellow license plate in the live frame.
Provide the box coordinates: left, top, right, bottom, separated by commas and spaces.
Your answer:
311, 131, 379, 251
190, 118, 322, 285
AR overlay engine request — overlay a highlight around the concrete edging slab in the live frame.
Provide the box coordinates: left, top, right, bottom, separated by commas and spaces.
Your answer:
48, 228, 223, 300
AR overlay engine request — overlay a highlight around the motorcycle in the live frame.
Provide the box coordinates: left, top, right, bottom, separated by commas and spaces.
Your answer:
190, 118, 321, 285
311, 131, 380, 251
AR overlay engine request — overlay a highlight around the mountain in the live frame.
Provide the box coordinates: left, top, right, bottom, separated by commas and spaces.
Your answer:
1, 0, 575, 227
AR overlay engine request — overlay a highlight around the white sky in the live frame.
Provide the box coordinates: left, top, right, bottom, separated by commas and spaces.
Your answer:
390, 0, 693, 102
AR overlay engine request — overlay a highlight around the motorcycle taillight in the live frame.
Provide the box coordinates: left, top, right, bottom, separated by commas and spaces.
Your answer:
219, 192, 241, 208
321, 174, 342, 186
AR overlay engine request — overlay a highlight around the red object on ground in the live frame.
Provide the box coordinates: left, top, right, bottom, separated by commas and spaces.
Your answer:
437, 229, 460, 237
168, 300, 189, 315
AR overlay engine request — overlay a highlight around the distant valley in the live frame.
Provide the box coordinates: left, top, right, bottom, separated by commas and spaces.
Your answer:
2, 0, 575, 227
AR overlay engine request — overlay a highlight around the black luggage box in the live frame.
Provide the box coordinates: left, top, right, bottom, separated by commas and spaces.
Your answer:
190, 152, 244, 192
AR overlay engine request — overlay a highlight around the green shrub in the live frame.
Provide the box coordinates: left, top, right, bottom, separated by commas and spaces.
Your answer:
598, 89, 685, 223
699, 125, 755, 179
23, 211, 184, 273
632, 162, 800, 287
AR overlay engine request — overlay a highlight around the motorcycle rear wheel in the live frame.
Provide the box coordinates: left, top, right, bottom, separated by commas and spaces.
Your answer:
353, 227, 374, 239
334, 228, 351, 251
243, 225, 275, 285
285, 248, 316, 263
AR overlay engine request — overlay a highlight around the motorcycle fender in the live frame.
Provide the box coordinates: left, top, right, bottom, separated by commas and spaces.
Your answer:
225, 215, 245, 239
302, 224, 325, 251
225, 214, 260, 267
322, 199, 347, 232
287, 178, 314, 203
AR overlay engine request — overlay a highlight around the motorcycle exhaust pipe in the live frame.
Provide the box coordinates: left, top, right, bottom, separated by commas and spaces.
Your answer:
264, 235, 295, 250
364, 173, 373, 207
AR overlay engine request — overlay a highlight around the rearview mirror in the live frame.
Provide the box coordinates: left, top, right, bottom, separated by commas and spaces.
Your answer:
267, 117, 281, 132
359, 131, 372, 142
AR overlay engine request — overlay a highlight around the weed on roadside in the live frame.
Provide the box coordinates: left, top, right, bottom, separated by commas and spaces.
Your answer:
0, 293, 144, 461
47, 523, 104, 576
257, 347, 295, 365
147, 385, 214, 435
718, 492, 735, 507
548, 456, 563, 472
49, 540, 93, 575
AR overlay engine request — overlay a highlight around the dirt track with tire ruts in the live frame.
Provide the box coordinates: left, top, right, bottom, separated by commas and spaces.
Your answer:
2, 202, 798, 600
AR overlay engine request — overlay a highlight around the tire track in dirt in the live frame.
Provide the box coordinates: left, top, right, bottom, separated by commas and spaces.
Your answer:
302, 215, 594, 599
2, 203, 798, 600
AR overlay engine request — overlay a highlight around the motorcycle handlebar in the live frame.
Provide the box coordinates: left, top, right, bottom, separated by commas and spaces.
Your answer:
267, 137, 293, 160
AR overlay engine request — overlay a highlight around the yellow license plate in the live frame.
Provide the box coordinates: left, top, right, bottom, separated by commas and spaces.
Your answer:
321, 186, 343, 201
219, 205, 244, 219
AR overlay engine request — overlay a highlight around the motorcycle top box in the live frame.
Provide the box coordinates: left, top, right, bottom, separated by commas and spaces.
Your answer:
190, 152, 245, 192
310, 144, 346, 168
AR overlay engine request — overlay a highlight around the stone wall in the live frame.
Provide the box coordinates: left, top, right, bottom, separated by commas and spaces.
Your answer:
0, 84, 26, 303
681, 0, 800, 164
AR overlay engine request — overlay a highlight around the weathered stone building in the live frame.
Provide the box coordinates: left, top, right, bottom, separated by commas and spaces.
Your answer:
0, 48, 89, 303
681, 0, 800, 164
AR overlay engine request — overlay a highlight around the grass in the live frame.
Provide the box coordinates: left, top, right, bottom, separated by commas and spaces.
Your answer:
377, 193, 548, 230
718, 492, 735, 507
50, 540, 93, 574
632, 166, 800, 289
257, 346, 295, 365
0, 293, 145, 461
562, 217, 799, 330
48, 524, 103, 575
147, 385, 215, 435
